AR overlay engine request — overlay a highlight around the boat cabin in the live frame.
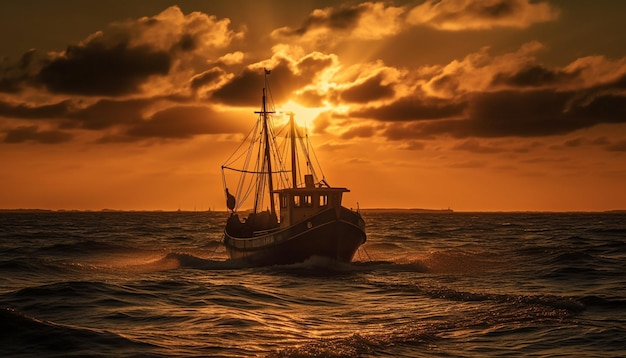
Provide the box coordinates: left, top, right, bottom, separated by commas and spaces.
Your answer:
275, 175, 349, 228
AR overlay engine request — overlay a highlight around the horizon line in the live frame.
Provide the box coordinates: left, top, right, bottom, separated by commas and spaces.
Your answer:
1, 208, 625, 214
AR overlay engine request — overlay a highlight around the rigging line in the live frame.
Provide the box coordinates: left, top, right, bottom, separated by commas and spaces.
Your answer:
264, 114, 288, 186
222, 119, 258, 166
222, 166, 290, 174
221, 168, 229, 210
235, 119, 261, 211
307, 132, 326, 182
269, 122, 290, 187
297, 133, 318, 183
232, 118, 262, 212
223, 122, 257, 212
278, 133, 291, 187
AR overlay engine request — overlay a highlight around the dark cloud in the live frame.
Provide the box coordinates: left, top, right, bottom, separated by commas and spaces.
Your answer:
272, 2, 404, 44
407, 0, 559, 30
211, 61, 301, 106
469, 0, 519, 18
339, 125, 377, 139
570, 93, 626, 124
126, 105, 243, 138
190, 67, 226, 90
0, 49, 39, 93
295, 89, 326, 107
37, 40, 171, 96
297, 54, 334, 75
429, 74, 460, 95
3, 125, 72, 144
0, 100, 72, 119
563, 137, 584, 147
351, 95, 466, 121
66, 98, 154, 130
339, 74, 395, 103
462, 90, 576, 137
173, 33, 197, 52
274, 3, 364, 37
491, 65, 579, 87
369, 74, 626, 141
211, 68, 270, 106
381, 122, 430, 141
1, 6, 244, 97
0, 96, 240, 143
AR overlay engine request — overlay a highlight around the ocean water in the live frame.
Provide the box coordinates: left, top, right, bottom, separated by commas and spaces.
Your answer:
1, 211, 625, 357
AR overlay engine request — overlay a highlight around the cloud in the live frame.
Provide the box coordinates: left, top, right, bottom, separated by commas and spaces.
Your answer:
0, 49, 39, 93
3, 6, 244, 97
211, 67, 277, 106
37, 40, 171, 96
3, 125, 73, 144
272, 2, 405, 45
491, 64, 580, 88
339, 73, 395, 103
0, 100, 72, 119
211, 50, 337, 107
65, 98, 156, 130
130, 6, 243, 53
190, 67, 229, 92
607, 140, 626, 152
212, 51, 245, 66
396, 88, 626, 139
339, 124, 378, 139
125, 105, 244, 139
407, 0, 559, 30
452, 139, 504, 153
351, 95, 466, 121
340, 42, 626, 141
1, 4, 624, 147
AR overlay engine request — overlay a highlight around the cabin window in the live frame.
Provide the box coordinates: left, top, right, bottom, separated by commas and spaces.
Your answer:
319, 195, 328, 207
281, 195, 288, 208
304, 195, 312, 207
293, 195, 301, 207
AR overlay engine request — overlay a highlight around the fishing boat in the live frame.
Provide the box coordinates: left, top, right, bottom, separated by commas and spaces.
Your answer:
221, 69, 366, 266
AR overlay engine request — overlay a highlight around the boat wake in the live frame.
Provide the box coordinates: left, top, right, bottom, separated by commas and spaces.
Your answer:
134, 252, 247, 271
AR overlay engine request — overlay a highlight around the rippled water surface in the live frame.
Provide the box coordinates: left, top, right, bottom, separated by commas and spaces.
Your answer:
1, 211, 625, 357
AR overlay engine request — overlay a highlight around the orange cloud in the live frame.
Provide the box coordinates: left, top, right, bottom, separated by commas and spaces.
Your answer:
1, 3, 625, 151
407, 0, 559, 30
272, 2, 405, 46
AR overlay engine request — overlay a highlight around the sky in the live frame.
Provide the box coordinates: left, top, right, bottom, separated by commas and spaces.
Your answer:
1, 0, 625, 212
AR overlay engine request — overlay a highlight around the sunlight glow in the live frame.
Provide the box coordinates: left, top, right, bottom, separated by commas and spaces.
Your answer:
277, 100, 329, 127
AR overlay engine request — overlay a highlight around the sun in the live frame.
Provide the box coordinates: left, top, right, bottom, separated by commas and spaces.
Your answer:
276, 100, 329, 128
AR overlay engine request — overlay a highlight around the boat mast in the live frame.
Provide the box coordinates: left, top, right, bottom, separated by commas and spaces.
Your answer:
289, 112, 297, 189
256, 69, 276, 215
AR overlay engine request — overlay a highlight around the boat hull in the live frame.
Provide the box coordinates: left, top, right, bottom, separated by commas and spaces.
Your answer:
224, 207, 366, 266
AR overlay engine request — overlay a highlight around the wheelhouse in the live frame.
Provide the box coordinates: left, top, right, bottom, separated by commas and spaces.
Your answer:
275, 174, 348, 228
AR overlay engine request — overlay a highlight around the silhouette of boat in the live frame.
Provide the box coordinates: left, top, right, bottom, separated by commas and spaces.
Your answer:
221, 70, 366, 266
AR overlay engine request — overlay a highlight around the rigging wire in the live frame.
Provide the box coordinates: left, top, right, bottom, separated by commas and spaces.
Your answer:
221, 69, 329, 211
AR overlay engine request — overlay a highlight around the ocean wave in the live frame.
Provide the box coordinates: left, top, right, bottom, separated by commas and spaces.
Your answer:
365, 279, 585, 314
0, 307, 155, 357
578, 295, 626, 308
265, 331, 432, 358
37, 239, 133, 255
